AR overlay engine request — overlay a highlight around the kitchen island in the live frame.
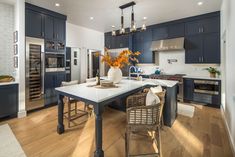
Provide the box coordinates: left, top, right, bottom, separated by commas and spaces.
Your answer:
55, 78, 178, 157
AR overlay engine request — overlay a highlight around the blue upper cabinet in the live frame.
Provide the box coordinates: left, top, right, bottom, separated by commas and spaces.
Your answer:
168, 23, 185, 38
152, 26, 168, 41
185, 13, 220, 64
133, 29, 153, 63
25, 9, 44, 38
185, 35, 204, 63
44, 15, 54, 40
104, 33, 130, 49
185, 16, 220, 36
104, 11, 220, 64
54, 18, 66, 42
203, 33, 220, 63
25, 3, 67, 51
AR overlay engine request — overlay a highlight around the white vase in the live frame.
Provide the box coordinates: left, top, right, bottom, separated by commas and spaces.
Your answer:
107, 67, 122, 83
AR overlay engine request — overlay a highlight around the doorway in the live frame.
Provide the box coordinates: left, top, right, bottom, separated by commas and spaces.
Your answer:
87, 49, 101, 78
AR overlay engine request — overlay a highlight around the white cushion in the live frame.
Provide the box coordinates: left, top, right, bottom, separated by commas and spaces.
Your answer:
61, 80, 78, 86
150, 85, 163, 94
146, 89, 160, 106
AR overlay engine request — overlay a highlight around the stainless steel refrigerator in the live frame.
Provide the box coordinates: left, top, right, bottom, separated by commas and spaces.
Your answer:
25, 37, 45, 111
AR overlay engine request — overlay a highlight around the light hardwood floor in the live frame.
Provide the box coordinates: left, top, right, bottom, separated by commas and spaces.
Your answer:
0, 103, 234, 157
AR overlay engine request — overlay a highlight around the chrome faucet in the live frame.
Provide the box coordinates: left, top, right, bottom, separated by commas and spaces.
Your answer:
129, 66, 137, 79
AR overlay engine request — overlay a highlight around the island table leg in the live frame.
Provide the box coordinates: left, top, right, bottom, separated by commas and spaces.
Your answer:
57, 94, 64, 134
94, 105, 104, 157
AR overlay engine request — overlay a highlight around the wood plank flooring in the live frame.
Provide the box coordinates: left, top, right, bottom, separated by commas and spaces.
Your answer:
0, 103, 234, 157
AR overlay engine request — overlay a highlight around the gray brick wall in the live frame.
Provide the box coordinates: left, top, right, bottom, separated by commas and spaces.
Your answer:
0, 3, 14, 75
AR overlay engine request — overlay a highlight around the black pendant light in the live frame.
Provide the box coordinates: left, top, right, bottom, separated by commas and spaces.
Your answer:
112, 1, 147, 36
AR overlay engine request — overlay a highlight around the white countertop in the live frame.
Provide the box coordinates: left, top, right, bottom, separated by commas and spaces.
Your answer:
183, 75, 221, 81
55, 78, 178, 103
0, 82, 18, 86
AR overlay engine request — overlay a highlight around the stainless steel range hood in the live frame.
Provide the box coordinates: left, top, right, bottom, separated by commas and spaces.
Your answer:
151, 37, 185, 52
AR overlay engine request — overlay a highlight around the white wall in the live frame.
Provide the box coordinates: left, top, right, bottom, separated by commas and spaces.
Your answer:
66, 22, 104, 82
221, 0, 235, 153
14, 0, 26, 118
137, 50, 220, 77
0, 3, 14, 75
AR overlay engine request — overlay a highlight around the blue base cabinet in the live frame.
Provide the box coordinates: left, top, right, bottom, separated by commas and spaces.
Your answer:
44, 72, 66, 106
0, 84, 18, 118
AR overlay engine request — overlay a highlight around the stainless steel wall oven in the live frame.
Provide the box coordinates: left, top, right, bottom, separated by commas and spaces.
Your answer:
45, 53, 65, 72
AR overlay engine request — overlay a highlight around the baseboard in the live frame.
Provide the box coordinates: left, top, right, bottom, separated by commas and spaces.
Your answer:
220, 106, 235, 156
17, 110, 27, 118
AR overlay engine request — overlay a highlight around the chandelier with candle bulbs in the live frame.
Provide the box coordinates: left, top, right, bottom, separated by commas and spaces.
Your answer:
111, 1, 147, 36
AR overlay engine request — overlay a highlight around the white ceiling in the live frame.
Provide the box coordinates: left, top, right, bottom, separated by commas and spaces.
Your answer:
25, 0, 222, 32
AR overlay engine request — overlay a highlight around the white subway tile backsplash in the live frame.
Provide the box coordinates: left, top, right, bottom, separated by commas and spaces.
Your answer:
0, 3, 14, 76
137, 50, 220, 77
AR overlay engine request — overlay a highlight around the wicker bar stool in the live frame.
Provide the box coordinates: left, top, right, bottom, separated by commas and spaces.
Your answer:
125, 89, 166, 157
61, 80, 89, 128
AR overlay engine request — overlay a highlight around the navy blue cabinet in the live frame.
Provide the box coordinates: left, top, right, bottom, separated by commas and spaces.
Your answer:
185, 13, 220, 64
44, 15, 54, 40
25, 3, 66, 52
133, 29, 153, 63
0, 84, 18, 118
185, 32, 220, 64
185, 35, 203, 63
203, 33, 220, 63
185, 16, 220, 36
54, 18, 66, 42
25, 9, 44, 38
168, 23, 185, 38
104, 11, 220, 64
104, 33, 130, 49
152, 26, 168, 41
183, 78, 194, 101
44, 72, 66, 105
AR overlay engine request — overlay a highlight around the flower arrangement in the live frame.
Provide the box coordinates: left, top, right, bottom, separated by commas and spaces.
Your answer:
95, 48, 141, 68
204, 67, 221, 78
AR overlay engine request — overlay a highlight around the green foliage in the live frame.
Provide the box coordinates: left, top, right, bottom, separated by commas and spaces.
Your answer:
204, 67, 221, 75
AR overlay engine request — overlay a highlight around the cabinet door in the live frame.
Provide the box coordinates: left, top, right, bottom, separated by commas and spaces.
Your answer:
201, 16, 220, 34
44, 73, 56, 89
168, 23, 185, 38
185, 35, 203, 63
0, 84, 18, 118
56, 72, 66, 87
44, 15, 54, 40
133, 42, 144, 63
203, 33, 220, 63
185, 20, 201, 36
183, 78, 194, 101
142, 41, 153, 63
119, 35, 129, 48
25, 9, 44, 38
152, 26, 168, 41
105, 33, 112, 49
54, 18, 65, 41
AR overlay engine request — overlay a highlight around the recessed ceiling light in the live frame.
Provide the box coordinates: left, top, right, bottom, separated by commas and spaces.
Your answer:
90, 17, 94, 20
55, 3, 60, 7
197, 1, 203, 6
143, 17, 147, 20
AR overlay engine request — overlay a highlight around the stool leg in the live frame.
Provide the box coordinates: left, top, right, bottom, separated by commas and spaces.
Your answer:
68, 101, 71, 128
125, 130, 130, 157
155, 127, 161, 157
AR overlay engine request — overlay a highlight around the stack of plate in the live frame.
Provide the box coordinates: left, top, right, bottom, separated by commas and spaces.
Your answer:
100, 80, 114, 87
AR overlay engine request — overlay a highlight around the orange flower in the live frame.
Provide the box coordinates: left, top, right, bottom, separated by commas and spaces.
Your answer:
97, 48, 141, 68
